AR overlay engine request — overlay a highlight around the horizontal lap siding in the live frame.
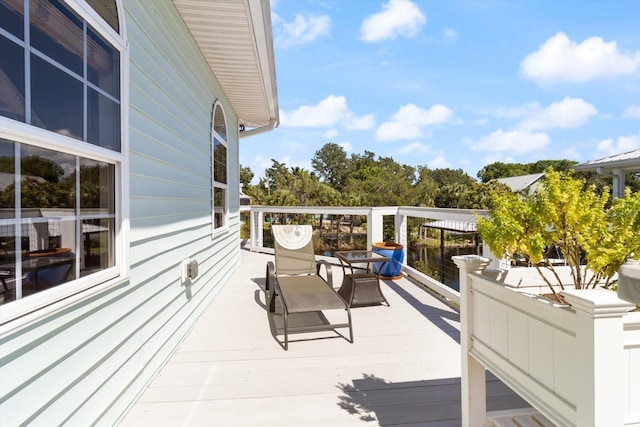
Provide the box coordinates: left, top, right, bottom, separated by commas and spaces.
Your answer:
0, 1, 241, 426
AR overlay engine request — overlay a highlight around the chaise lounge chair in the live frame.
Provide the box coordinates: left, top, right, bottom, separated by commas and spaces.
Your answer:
266, 224, 353, 350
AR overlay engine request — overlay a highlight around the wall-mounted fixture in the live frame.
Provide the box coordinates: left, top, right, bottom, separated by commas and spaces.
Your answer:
187, 259, 198, 279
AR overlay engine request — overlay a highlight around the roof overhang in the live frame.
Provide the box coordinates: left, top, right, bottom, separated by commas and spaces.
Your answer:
172, 0, 279, 137
573, 149, 640, 173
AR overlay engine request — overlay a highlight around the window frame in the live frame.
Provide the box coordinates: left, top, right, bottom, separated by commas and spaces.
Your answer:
0, 0, 129, 325
211, 101, 229, 236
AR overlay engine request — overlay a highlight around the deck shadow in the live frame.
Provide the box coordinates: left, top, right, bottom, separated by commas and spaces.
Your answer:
337, 373, 530, 425
382, 279, 461, 343
253, 288, 350, 349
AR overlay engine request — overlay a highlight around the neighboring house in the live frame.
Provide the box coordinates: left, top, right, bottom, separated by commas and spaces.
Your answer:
573, 149, 640, 198
492, 172, 545, 195
0, 1, 278, 425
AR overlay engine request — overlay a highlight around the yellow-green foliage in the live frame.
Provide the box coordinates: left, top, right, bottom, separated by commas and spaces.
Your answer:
477, 169, 640, 289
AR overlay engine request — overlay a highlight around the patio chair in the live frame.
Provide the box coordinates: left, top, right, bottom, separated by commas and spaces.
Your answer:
266, 224, 353, 350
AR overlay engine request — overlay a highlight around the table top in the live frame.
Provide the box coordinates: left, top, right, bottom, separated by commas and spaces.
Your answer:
335, 250, 389, 265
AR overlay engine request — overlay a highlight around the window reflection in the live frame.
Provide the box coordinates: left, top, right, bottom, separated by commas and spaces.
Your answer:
0, 0, 25, 39
0, 139, 15, 209
213, 141, 227, 184
81, 218, 114, 277
213, 187, 226, 230
80, 157, 114, 213
85, 0, 119, 32
2, 0, 121, 151
0, 141, 115, 305
87, 28, 119, 97
88, 88, 121, 151
20, 145, 75, 210
0, 36, 26, 122
213, 104, 226, 142
31, 54, 83, 139
30, 0, 83, 76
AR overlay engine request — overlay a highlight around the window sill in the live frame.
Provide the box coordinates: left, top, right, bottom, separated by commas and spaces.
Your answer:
0, 273, 130, 334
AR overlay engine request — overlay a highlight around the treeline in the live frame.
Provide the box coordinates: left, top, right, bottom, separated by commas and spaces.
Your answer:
241, 142, 638, 209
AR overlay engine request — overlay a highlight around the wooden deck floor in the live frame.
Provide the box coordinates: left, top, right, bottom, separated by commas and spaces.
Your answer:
120, 246, 529, 426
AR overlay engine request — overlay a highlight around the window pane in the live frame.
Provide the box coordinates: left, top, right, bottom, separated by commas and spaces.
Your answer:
86, 0, 119, 32
30, 0, 83, 75
0, 0, 24, 40
0, 139, 15, 209
88, 88, 120, 151
21, 218, 76, 288
20, 145, 75, 210
80, 218, 114, 277
79, 157, 114, 214
213, 105, 226, 142
213, 140, 227, 184
0, 36, 26, 122
87, 27, 119, 98
31, 54, 83, 139
213, 187, 226, 229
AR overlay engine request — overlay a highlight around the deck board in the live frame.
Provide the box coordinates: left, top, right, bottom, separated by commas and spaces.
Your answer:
120, 246, 530, 426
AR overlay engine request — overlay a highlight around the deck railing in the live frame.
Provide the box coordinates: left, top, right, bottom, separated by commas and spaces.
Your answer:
249, 205, 488, 305
454, 255, 640, 427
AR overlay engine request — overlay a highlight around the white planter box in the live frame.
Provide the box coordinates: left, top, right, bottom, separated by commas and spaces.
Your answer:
454, 255, 639, 427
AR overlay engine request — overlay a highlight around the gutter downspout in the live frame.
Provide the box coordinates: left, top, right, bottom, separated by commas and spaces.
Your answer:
239, 118, 279, 138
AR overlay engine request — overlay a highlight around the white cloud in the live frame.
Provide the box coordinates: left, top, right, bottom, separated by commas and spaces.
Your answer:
443, 28, 458, 43
394, 103, 453, 126
521, 32, 640, 84
375, 103, 453, 141
360, 0, 426, 43
376, 104, 453, 141
518, 97, 598, 130
274, 13, 330, 48
345, 113, 376, 130
339, 142, 353, 152
428, 156, 450, 169
376, 121, 422, 141
323, 129, 339, 139
398, 141, 430, 155
279, 95, 373, 130
473, 129, 550, 154
597, 134, 640, 156
558, 146, 581, 161
489, 102, 539, 119
624, 105, 640, 118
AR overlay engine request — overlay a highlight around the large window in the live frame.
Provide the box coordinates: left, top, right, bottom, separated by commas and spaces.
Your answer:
0, 0, 124, 310
212, 103, 228, 233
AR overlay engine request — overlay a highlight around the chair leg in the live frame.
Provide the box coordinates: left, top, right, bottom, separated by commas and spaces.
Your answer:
1, 277, 8, 293
347, 309, 354, 343
283, 310, 289, 350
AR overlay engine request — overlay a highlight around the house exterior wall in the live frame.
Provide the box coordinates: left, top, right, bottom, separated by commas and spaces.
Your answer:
0, 2, 240, 425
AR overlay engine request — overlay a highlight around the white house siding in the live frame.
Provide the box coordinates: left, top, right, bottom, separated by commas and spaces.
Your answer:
0, 2, 241, 426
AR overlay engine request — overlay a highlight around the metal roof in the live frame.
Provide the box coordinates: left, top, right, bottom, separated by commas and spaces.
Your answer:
492, 173, 545, 193
172, 0, 279, 136
573, 149, 640, 172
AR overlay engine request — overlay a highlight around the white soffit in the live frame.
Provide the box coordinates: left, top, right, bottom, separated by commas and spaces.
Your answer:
172, 0, 279, 131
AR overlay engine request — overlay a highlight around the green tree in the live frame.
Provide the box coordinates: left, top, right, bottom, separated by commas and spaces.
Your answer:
311, 143, 350, 190
477, 169, 640, 297
239, 165, 254, 186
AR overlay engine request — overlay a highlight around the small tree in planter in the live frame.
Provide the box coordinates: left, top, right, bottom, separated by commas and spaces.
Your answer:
477, 168, 640, 300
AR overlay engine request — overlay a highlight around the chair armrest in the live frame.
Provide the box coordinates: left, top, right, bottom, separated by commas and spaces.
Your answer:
316, 259, 333, 288
266, 261, 275, 292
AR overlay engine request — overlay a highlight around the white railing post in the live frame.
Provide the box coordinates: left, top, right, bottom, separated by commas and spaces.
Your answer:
395, 209, 407, 266
369, 208, 384, 249
561, 289, 634, 427
453, 255, 491, 427
250, 208, 264, 251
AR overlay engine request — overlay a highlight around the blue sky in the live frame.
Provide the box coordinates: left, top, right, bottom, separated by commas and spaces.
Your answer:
240, 0, 640, 182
